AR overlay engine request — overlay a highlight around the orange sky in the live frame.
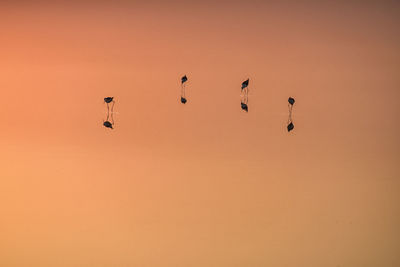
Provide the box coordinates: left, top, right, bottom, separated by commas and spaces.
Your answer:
0, 1, 399, 266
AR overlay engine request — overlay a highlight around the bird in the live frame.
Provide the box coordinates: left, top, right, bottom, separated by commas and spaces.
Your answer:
181, 97, 187, 104
241, 102, 248, 112
104, 97, 114, 103
103, 121, 113, 129
241, 79, 249, 90
288, 97, 295, 106
181, 75, 188, 84
287, 122, 294, 132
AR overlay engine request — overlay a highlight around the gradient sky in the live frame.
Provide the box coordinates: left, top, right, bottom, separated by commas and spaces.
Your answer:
0, 1, 399, 266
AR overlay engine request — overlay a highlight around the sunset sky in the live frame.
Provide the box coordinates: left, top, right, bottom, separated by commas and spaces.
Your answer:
0, 1, 399, 266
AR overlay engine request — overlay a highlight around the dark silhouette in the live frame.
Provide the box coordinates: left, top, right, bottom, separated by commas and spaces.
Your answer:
103, 97, 115, 129
104, 97, 113, 103
287, 122, 294, 132
241, 79, 249, 90
287, 97, 295, 132
181, 75, 188, 84
241, 102, 248, 112
241, 79, 250, 112
103, 121, 113, 129
181, 75, 188, 104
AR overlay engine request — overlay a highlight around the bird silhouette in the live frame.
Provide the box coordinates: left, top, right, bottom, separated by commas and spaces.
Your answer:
241, 79, 249, 90
103, 121, 113, 129
104, 97, 113, 103
181, 75, 188, 84
241, 102, 248, 112
287, 122, 294, 132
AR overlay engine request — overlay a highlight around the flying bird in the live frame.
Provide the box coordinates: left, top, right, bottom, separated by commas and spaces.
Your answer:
103, 121, 113, 129
104, 97, 113, 103
287, 97, 295, 132
241, 79, 250, 112
241, 102, 248, 112
181, 75, 188, 84
103, 97, 115, 129
180, 75, 188, 104
241, 79, 249, 90
287, 122, 294, 132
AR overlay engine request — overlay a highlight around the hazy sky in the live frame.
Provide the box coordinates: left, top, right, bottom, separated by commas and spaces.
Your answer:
0, 1, 399, 266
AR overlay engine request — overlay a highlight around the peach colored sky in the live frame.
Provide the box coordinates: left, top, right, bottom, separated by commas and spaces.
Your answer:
0, 1, 399, 266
